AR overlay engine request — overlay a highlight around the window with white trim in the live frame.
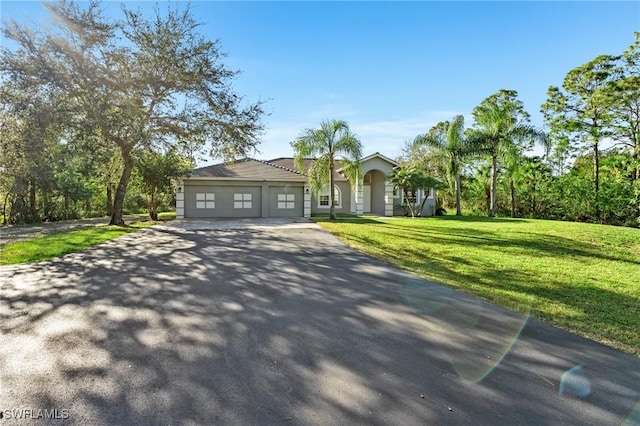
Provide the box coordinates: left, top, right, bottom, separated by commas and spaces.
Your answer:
318, 185, 341, 208
234, 193, 252, 209
195, 192, 215, 209
277, 193, 295, 209
404, 190, 417, 205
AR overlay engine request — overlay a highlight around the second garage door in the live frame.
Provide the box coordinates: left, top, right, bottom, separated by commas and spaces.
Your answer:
184, 185, 262, 218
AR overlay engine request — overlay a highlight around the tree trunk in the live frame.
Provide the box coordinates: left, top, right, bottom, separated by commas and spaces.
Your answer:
2, 188, 11, 225
634, 146, 640, 219
106, 183, 113, 216
329, 153, 336, 221
593, 141, 600, 223
110, 150, 134, 226
510, 177, 516, 218
531, 181, 537, 217
149, 190, 158, 221
454, 173, 462, 216
490, 150, 498, 217
484, 183, 491, 217
29, 179, 37, 219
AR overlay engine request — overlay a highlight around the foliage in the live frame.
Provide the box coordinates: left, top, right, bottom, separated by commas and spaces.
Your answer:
291, 119, 362, 220
315, 216, 640, 355
133, 149, 193, 220
1, 0, 264, 226
469, 89, 544, 218
388, 167, 441, 217
414, 115, 469, 215
542, 54, 620, 222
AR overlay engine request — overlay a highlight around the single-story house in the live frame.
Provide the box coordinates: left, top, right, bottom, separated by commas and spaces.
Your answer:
175, 152, 436, 219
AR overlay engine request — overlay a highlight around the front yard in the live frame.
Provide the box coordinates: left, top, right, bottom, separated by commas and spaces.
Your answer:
315, 216, 640, 355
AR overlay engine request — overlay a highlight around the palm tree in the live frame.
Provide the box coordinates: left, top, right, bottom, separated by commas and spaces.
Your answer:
414, 115, 468, 215
291, 119, 362, 220
469, 90, 544, 217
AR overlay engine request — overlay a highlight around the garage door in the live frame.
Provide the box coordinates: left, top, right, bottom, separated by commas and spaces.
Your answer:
184, 185, 262, 218
268, 186, 304, 217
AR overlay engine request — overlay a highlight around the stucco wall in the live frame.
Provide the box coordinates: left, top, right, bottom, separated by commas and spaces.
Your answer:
183, 180, 305, 218
310, 181, 352, 215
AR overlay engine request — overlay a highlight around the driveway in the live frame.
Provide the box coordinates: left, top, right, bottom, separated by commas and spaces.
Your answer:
0, 219, 638, 425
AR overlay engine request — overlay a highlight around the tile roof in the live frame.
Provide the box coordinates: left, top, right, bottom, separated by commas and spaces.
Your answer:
268, 158, 348, 181
192, 159, 306, 180
192, 158, 348, 181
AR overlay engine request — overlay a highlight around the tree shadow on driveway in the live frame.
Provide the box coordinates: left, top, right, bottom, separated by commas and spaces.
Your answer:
0, 223, 638, 425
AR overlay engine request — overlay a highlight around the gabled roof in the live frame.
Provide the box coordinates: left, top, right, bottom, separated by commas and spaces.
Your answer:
360, 152, 399, 166
268, 158, 348, 181
335, 152, 399, 172
189, 153, 396, 181
191, 158, 306, 181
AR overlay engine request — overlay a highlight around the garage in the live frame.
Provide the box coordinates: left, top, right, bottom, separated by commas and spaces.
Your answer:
268, 185, 304, 218
177, 159, 309, 219
183, 184, 262, 218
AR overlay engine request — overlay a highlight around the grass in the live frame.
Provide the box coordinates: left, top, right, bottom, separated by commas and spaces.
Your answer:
0, 213, 175, 265
315, 215, 640, 355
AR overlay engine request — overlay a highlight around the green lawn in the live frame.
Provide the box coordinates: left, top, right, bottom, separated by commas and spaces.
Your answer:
0, 214, 175, 265
315, 216, 640, 355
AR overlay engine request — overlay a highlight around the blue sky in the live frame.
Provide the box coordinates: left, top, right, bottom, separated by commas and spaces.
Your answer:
2, 1, 639, 166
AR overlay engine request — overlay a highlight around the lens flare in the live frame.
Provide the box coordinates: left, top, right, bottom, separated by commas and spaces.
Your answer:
559, 364, 591, 398
622, 401, 640, 426
401, 279, 530, 383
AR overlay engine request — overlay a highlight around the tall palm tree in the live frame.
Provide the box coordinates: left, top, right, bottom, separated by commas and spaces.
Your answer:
469, 90, 544, 217
291, 119, 362, 220
414, 115, 467, 215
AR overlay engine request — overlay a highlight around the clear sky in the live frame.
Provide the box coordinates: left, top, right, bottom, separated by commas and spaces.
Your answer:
2, 1, 639, 166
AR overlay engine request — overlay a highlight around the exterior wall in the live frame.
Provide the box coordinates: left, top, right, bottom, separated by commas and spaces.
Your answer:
310, 181, 352, 215
369, 170, 386, 216
183, 179, 305, 218
359, 156, 397, 217
392, 188, 437, 216
361, 157, 395, 176
176, 179, 185, 219
420, 188, 437, 216
303, 185, 311, 217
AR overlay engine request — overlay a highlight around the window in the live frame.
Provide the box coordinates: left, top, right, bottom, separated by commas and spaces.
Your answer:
234, 193, 252, 209
318, 185, 341, 208
196, 193, 215, 209
277, 193, 295, 209
404, 190, 417, 205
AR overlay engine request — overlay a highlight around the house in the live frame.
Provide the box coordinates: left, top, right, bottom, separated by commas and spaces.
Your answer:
175, 152, 436, 219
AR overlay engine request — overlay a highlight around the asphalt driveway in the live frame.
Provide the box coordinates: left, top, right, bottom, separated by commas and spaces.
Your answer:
1, 219, 638, 425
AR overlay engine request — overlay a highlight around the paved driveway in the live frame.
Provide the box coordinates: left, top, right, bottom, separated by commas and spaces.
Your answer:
1, 219, 638, 425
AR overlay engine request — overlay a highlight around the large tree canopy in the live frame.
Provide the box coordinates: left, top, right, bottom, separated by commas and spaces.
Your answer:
1, 0, 265, 225
541, 54, 620, 222
469, 89, 543, 217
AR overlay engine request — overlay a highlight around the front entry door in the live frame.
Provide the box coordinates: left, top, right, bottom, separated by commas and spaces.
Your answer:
363, 185, 371, 212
